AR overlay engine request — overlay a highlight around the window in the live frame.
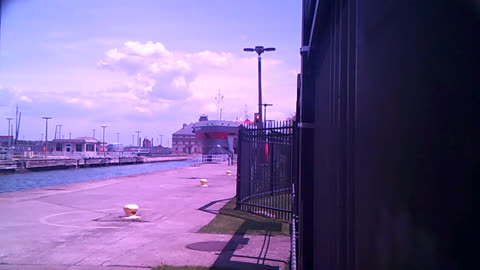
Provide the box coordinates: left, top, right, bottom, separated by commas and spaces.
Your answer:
76, 144, 83, 152
56, 144, 62, 151
86, 144, 95, 151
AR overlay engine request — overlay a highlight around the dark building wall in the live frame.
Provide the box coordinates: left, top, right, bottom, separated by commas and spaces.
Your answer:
297, 0, 476, 269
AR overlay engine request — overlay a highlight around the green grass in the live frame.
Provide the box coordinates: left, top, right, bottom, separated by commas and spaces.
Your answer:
197, 197, 290, 236
152, 264, 291, 270
151, 266, 210, 270
151, 266, 241, 270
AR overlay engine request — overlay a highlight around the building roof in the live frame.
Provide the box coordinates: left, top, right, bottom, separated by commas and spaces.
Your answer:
173, 123, 195, 135
52, 137, 100, 143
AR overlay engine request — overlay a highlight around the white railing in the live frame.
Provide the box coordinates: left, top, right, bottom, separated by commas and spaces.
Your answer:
189, 154, 229, 166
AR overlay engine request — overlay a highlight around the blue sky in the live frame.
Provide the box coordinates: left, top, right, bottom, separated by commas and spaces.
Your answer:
0, 0, 301, 146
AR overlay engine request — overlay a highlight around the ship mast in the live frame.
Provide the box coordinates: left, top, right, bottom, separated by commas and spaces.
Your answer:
215, 89, 224, 120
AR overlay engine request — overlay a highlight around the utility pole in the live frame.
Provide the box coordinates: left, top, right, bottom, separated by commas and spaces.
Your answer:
6, 118, 12, 151
100, 125, 108, 156
58, 125, 63, 140
42, 116, 52, 158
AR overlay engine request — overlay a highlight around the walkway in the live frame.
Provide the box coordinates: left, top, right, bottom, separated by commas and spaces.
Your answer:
0, 163, 289, 269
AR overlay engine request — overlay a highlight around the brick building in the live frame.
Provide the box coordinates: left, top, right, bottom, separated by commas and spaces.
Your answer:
171, 123, 201, 154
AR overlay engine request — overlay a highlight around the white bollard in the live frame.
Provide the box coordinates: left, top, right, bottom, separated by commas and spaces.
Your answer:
123, 204, 140, 219
200, 178, 208, 187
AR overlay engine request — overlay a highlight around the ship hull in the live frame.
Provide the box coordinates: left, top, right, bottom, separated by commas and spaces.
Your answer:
193, 121, 241, 155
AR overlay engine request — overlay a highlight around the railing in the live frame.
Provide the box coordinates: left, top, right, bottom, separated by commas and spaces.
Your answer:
291, 182, 298, 270
291, 214, 298, 270
189, 154, 230, 166
95, 151, 138, 158
236, 121, 295, 221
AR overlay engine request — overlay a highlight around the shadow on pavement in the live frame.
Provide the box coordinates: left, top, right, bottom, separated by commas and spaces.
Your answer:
211, 221, 285, 270
197, 198, 288, 269
198, 198, 232, 215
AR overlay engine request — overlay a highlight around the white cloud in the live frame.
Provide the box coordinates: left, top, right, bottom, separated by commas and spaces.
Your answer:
1, 41, 298, 143
19, 96, 33, 103
97, 41, 238, 102
98, 41, 297, 123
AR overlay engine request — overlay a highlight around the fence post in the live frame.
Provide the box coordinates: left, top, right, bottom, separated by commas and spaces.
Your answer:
235, 126, 243, 210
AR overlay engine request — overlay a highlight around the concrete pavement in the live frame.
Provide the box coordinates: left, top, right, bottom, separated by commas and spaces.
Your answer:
0, 162, 290, 270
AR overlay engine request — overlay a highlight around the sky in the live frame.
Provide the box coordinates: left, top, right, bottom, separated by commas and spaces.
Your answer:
0, 0, 301, 147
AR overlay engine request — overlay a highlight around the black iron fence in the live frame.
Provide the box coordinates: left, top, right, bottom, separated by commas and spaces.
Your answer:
236, 121, 295, 221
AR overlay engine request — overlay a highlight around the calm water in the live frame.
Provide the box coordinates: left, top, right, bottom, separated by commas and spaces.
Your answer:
0, 160, 190, 193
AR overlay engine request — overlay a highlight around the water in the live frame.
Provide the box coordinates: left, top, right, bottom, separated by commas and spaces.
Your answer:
0, 160, 190, 193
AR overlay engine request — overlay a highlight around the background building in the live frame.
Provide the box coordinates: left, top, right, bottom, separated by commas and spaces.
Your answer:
51, 137, 99, 157
142, 138, 152, 148
171, 123, 202, 154
0, 136, 13, 145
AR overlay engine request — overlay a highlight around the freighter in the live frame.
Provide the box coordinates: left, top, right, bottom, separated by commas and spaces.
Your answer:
192, 115, 243, 155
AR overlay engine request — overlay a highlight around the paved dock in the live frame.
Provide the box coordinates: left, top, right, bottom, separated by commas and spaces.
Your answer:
0, 163, 290, 270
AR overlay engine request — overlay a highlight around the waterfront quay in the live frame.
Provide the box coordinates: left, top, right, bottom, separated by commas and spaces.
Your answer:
0, 156, 188, 174
0, 162, 290, 270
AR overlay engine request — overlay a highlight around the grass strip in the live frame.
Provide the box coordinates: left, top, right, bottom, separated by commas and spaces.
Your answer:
152, 266, 254, 270
197, 197, 290, 236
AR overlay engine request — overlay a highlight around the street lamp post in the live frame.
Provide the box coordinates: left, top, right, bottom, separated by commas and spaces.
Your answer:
100, 125, 108, 156
243, 46, 276, 123
262, 103, 273, 122
42, 117, 52, 158
58, 125, 63, 140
